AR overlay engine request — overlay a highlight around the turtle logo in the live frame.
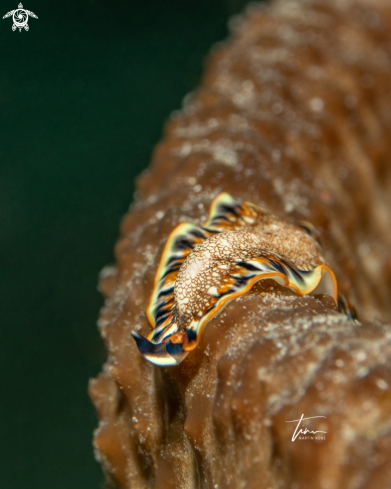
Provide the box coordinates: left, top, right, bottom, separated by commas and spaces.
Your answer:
3, 3, 38, 31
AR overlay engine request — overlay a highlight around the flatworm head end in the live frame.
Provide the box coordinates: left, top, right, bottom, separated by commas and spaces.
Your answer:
131, 331, 189, 367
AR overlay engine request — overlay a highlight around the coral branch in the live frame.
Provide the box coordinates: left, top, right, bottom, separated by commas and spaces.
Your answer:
90, 0, 391, 487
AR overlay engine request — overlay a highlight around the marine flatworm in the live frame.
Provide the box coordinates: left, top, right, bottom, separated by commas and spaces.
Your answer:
132, 193, 339, 366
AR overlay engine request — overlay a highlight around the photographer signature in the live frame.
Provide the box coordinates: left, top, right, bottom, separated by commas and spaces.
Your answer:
286, 414, 327, 442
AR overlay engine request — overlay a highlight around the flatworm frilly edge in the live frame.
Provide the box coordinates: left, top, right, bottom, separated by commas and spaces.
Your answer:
131, 193, 355, 366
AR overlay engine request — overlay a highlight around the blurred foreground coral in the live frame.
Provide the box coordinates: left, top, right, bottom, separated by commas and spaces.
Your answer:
89, 0, 391, 487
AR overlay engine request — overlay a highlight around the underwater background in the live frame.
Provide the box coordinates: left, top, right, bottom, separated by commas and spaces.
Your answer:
0, 0, 250, 487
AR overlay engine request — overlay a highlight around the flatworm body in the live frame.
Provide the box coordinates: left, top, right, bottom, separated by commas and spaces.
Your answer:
132, 193, 340, 366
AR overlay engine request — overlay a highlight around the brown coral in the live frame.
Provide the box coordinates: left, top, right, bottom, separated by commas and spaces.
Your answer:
89, 0, 391, 487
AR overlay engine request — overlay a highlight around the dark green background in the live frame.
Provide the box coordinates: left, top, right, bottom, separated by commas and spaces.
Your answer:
0, 0, 250, 487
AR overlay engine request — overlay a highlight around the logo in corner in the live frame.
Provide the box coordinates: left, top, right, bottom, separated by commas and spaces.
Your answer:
3, 3, 38, 32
